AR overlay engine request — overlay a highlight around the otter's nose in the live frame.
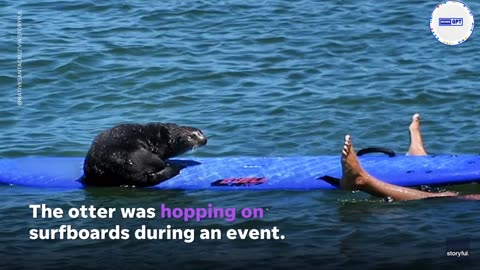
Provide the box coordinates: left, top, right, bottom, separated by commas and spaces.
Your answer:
194, 131, 207, 145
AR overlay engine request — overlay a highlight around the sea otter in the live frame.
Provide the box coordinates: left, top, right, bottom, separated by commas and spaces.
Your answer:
81, 123, 207, 187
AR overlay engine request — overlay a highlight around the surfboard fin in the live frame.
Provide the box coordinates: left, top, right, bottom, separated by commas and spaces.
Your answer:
319, 175, 340, 187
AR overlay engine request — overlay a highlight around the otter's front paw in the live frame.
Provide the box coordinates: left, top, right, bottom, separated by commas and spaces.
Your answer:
163, 164, 183, 178
145, 164, 184, 186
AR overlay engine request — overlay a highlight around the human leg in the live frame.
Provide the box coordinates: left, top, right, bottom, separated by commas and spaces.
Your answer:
340, 135, 457, 201
407, 113, 427, 156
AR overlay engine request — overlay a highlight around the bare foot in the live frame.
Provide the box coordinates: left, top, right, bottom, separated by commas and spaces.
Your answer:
340, 135, 368, 190
407, 113, 427, 156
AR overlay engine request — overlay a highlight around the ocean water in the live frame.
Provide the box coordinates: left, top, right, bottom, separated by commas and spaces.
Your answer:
0, 0, 479, 269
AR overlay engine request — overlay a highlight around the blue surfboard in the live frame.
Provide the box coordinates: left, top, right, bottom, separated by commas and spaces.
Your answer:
0, 155, 479, 190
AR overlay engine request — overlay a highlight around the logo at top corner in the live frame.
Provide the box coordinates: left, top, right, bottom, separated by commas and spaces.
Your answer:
430, 1, 474, 45
439, 18, 463, 26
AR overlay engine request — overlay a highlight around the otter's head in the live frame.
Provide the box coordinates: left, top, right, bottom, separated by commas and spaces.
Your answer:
163, 123, 207, 157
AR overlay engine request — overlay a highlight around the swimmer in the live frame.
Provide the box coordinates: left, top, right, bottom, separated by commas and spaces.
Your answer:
339, 114, 480, 201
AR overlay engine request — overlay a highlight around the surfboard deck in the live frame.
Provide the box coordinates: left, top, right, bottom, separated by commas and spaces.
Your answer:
0, 155, 479, 190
